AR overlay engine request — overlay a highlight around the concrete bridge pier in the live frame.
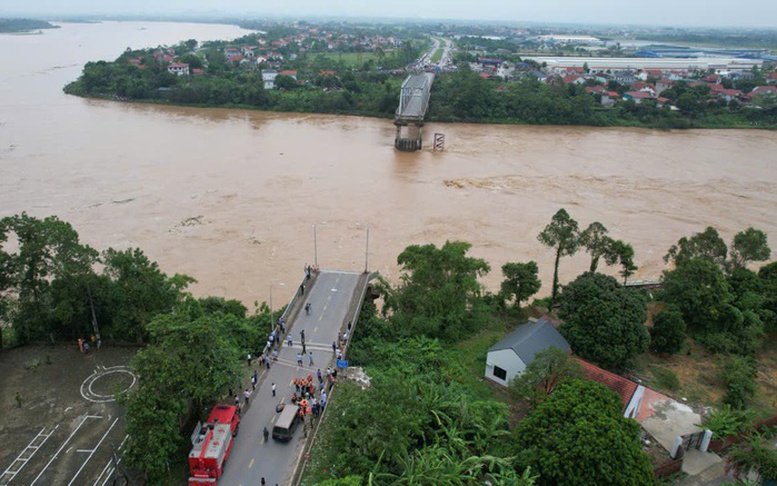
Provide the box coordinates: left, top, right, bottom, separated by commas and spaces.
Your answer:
394, 121, 423, 152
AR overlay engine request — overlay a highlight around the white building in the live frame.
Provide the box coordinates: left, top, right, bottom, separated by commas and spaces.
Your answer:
262, 69, 278, 90
167, 62, 189, 76
485, 317, 570, 386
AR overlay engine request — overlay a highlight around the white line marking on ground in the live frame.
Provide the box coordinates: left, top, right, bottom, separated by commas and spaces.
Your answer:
93, 434, 127, 486
0, 425, 59, 484
68, 417, 119, 486
30, 415, 97, 485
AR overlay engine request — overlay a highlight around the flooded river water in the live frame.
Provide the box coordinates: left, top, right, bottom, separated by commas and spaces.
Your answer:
1, 21, 775, 305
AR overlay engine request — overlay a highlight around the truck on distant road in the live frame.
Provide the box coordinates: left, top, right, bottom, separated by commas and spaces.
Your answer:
188, 404, 241, 485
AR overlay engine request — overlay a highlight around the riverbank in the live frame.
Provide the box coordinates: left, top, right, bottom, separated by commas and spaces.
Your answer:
64, 69, 777, 131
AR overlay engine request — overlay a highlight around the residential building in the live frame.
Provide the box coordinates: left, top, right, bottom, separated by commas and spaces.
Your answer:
484, 317, 570, 386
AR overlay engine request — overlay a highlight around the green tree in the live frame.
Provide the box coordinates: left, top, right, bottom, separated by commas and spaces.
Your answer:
101, 247, 191, 343
0, 213, 98, 343
579, 222, 614, 272
649, 306, 687, 354
122, 312, 245, 481
500, 261, 541, 308
610, 239, 638, 283
729, 227, 771, 270
274, 74, 297, 90
509, 346, 582, 408
722, 356, 758, 409
514, 380, 654, 486
664, 226, 728, 268
537, 209, 580, 308
661, 258, 733, 332
558, 272, 649, 370
727, 430, 777, 482
381, 241, 490, 341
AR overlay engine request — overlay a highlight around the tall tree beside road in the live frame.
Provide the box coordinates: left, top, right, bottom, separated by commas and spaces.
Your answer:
729, 227, 771, 270
558, 272, 649, 370
514, 379, 654, 486
123, 311, 247, 481
500, 261, 541, 308
537, 209, 580, 308
381, 241, 490, 341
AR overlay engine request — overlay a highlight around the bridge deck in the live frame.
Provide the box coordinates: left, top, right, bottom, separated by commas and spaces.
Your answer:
396, 72, 435, 120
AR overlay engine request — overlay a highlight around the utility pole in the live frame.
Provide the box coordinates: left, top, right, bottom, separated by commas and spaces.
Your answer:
87, 287, 101, 347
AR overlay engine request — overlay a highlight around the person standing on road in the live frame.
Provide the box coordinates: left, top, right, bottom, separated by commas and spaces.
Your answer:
251, 373, 257, 391
271, 382, 276, 397
244, 389, 250, 406
308, 352, 314, 366
305, 302, 311, 315
247, 353, 252, 366
263, 427, 269, 442
300, 329, 305, 343
287, 335, 293, 347
265, 355, 271, 369
332, 341, 337, 354
317, 368, 323, 383
297, 352, 303, 366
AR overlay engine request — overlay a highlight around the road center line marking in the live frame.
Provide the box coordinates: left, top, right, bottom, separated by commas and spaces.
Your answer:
249, 458, 254, 468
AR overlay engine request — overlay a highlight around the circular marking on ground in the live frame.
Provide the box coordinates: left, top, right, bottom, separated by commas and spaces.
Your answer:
80, 366, 137, 403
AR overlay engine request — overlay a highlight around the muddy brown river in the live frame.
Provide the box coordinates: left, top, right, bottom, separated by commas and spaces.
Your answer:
1, 22, 775, 305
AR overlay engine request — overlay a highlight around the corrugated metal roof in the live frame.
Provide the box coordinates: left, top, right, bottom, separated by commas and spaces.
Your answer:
488, 317, 570, 365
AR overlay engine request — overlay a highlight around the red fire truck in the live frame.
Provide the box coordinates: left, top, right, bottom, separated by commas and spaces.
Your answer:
188, 404, 240, 485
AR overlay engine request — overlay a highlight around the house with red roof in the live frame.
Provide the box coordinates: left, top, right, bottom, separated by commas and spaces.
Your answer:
749, 85, 777, 97
623, 90, 654, 104
562, 74, 585, 85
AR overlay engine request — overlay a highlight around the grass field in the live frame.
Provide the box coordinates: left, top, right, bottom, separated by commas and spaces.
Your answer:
430, 48, 444, 64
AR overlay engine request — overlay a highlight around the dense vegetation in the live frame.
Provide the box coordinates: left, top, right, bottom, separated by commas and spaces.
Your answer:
63, 32, 777, 129
0, 18, 58, 33
302, 240, 657, 485
0, 213, 275, 482
4, 210, 776, 483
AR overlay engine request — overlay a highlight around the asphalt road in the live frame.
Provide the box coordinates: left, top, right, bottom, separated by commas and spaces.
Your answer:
219, 270, 363, 486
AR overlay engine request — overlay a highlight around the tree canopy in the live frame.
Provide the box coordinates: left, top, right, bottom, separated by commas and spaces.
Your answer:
513, 379, 654, 486
500, 261, 541, 308
664, 226, 728, 268
381, 241, 490, 341
537, 209, 580, 307
729, 227, 771, 270
558, 272, 649, 370
509, 346, 582, 408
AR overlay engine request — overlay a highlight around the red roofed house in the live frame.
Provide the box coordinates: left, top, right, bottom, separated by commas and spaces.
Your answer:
562, 74, 585, 85
623, 90, 654, 104
280, 70, 298, 80
750, 85, 777, 97
167, 62, 189, 76
576, 358, 642, 418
